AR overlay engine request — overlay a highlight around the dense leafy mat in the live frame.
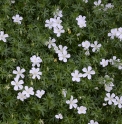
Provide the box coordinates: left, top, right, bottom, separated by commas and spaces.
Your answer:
0, 0, 122, 124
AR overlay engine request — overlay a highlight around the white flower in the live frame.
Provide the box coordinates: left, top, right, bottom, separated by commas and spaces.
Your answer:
104, 93, 116, 105
0, 31, 9, 42
53, 9, 63, 18
53, 26, 65, 37
53, 17, 62, 28
91, 41, 101, 52
116, 27, 122, 41
100, 59, 109, 67
104, 82, 114, 92
56, 45, 67, 54
11, 0, 15, 3
108, 28, 118, 39
82, 40, 91, 50
109, 56, 120, 65
11, 78, 24, 91
35, 90, 45, 98
94, 0, 101, 6
17, 92, 27, 101
55, 113, 63, 119
76, 15, 86, 28
12, 14, 23, 24
66, 95, 78, 109
83, 0, 88, 3
114, 96, 122, 108
29, 67, 42, 79
13, 66, 25, 79
104, 3, 114, 11
71, 70, 82, 82
45, 18, 54, 29
45, 37, 56, 49
58, 50, 70, 62
22, 86, 34, 98
30, 55, 42, 67
62, 89, 67, 97
82, 66, 95, 80
77, 106, 87, 114
88, 120, 99, 124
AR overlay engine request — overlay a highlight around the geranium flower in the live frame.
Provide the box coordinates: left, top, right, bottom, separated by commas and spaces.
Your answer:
55, 113, 63, 119
13, 66, 25, 79
66, 95, 78, 109
71, 70, 82, 82
12, 14, 23, 24
77, 106, 87, 114
22, 86, 34, 98
29, 68, 42, 79
0, 31, 9, 42
35, 90, 45, 98
82, 66, 95, 80
11, 78, 24, 91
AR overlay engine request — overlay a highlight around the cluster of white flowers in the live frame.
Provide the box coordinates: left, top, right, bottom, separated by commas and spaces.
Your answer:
45, 9, 65, 37
76, 15, 86, 28
94, 0, 114, 11
12, 14, 23, 24
104, 93, 122, 108
78, 40, 101, 56
66, 95, 87, 114
109, 56, 122, 70
100, 56, 122, 70
11, 66, 25, 91
29, 55, 42, 79
0, 31, 9, 42
45, 37, 71, 62
71, 66, 95, 81
55, 45, 71, 62
108, 27, 122, 41
104, 3, 114, 11
11, 55, 45, 101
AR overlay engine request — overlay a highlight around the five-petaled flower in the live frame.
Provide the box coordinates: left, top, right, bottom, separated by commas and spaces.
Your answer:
0, 31, 9, 42
13, 66, 25, 79
104, 93, 116, 105
29, 67, 42, 79
30, 55, 42, 67
100, 59, 109, 67
71, 70, 82, 82
66, 95, 78, 109
12, 14, 23, 24
17, 92, 27, 101
35, 90, 45, 98
77, 106, 87, 114
22, 86, 34, 98
82, 66, 95, 80
11, 78, 24, 91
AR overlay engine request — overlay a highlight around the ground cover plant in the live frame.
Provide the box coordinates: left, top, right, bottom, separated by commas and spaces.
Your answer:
0, 0, 122, 123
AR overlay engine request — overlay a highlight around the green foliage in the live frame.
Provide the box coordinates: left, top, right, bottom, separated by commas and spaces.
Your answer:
0, 0, 122, 123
